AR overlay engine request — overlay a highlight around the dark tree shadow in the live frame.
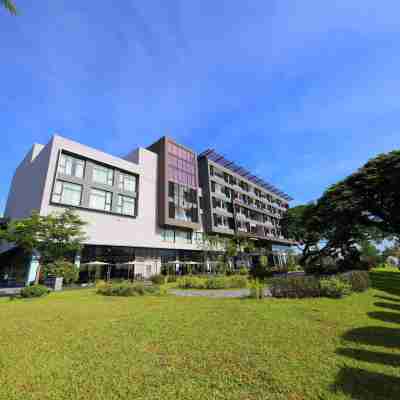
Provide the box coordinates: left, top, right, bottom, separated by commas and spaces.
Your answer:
375, 295, 400, 303
375, 302, 400, 312
336, 348, 400, 368
332, 366, 400, 400
368, 311, 400, 325
342, 326, 400, 348
370, 271, 400, 297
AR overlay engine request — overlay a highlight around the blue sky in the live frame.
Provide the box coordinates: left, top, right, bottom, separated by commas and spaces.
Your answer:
2, 1, 400, 212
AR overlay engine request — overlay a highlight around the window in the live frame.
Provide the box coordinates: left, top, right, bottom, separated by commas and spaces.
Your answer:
92, 164, 114, 186
194, 232, 204, 242
52, 181, 82, 206
168, 181, 198, 223
89, 188, 112, 212
118, 173, 137, 193
162, 229, 175, 242
175, 229, 192, 244
116, 194, 136, 216
58, 154, 85, 178
167, 141, 197, 187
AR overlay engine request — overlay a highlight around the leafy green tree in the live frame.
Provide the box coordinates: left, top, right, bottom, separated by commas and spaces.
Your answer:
43, 259, 79, 284
318, 150, 400, 239
0, 209, 87, 281
282, 149, 400, 271
382, 243, 400, 259
280, 204, 323, 266
359, 240, 381, 269
2, 0, 17, 15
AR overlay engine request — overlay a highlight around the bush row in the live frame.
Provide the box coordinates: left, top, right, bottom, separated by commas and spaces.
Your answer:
149, 274, 178, 285
96, 281, 159, 297
20, 284, 50, 298
176, 275, 248, 289
270, 271, 370, 299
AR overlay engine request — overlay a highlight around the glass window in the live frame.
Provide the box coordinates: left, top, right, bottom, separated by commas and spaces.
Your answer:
89, 188, 112, 212
52, 181, 82, 206
167, 181, 198, 223
175, 230, 192, 244
58, 154, 85, 178
162, 229, 175, 242
92, 164, 114, 186
116, 194, 136, 216
118, 173, 137, 193
167, 142, 197, 188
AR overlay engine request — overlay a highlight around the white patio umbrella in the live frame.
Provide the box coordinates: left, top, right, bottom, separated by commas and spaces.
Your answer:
82, 261, 109, 266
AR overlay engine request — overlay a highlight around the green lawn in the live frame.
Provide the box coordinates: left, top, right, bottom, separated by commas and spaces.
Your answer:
0, 268, 399, 400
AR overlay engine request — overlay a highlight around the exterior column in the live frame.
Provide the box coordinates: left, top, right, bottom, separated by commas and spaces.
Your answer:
74, 252, 81, 270
26, 251, 40, 286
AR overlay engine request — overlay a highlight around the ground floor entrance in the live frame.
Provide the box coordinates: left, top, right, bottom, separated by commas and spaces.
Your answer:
0, 242, 293, 286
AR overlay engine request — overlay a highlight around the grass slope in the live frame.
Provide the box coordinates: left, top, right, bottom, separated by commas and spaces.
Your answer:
0, 268, 399, 400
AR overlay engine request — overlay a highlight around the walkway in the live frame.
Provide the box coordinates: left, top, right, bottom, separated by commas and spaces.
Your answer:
0, 287, 22, 296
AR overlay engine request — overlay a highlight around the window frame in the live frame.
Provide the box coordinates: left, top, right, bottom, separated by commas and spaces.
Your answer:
118, 172, 137, 193
89, 188, 113, 212
52, 180, 83, 207
116, 194, 136, 217
92, 164, 114, 186
58, 153, 85, 179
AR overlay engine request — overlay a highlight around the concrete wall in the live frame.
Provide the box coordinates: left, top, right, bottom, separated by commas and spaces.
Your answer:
4, 141, 53, 219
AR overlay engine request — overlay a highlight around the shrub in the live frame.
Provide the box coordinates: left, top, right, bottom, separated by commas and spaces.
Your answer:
270, 276, 321, 298
20, 285, 50, 298
176, 275, 249, 289
205, 276, 227, 289
341, 270, 370, 292
238, 267, 248, 276
177, 276, 207, 289
95, 280, 107, 289
43, 259, 78, 284
150, 274, 166, 285
166, 274, 177, 283
228, 275, 248, 288
96, 281, 157, 297
249, 280, 265, 299
320, 277, 352, 298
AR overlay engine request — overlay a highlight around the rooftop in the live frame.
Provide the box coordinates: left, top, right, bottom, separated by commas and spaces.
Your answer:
198, 149, 293, 201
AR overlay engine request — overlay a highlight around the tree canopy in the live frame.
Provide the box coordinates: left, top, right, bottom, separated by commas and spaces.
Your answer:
318, 150, 400, 238
2, 0, 17, 15
0, 209, 87, 263
282, 149, 400, 269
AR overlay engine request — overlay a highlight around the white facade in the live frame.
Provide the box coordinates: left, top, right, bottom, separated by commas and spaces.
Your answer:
5, 135, 204, 252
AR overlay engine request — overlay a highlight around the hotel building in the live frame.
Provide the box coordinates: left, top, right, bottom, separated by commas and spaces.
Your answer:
1, 135, 293, 285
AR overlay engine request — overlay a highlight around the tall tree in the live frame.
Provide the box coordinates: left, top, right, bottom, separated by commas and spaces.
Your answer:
318, 150, 400, 238
2, 0, 17, 15
282, 149, 400, 269
280, 203, 322, 266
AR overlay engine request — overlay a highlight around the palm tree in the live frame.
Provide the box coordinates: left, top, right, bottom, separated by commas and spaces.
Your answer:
2, 0, 17, 15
